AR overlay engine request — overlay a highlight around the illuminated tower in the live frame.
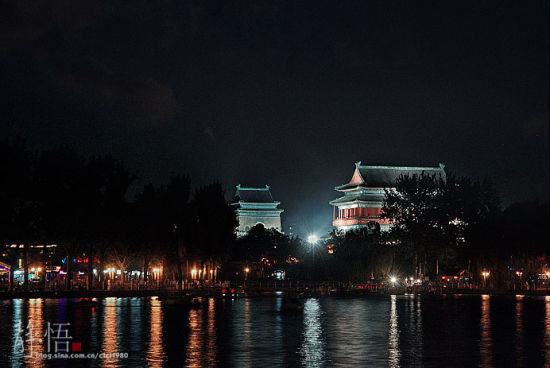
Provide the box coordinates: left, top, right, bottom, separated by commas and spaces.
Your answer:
232, 185, 284, 236
330, 162, 446, 232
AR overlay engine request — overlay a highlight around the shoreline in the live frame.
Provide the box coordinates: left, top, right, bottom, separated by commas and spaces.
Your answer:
1, 288, 549, 300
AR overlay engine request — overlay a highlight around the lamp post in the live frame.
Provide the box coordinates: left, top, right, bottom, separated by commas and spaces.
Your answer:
153, 268, 160, 288
515, 270, 523, 291
481, 270, 490, 288
244, 267, 250, 287
307, 234, 319, 282
307, 234, 319, 267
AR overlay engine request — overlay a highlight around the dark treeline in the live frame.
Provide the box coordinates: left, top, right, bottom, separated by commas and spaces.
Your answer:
2, 139, 549, 290
1, 139, 237, 290
229, 173, 549, 289
309, 174, 549, 288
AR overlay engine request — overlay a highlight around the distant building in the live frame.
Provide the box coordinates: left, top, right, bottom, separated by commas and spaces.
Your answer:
232, 185, 284, 237
330, 162, 446, 232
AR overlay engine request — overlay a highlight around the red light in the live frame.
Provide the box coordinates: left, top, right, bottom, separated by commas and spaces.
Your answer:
221, 289, 226, 293
453, 276, 458, 280
91, 307, 95, 312
230, 288, 235, 293
358, 285, 363, 289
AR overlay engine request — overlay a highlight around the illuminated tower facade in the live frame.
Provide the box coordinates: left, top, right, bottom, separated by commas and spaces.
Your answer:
232, 185, 284, 236
330, 162, 446, 232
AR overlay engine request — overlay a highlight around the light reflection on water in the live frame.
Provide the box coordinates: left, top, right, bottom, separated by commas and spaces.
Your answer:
12, 299, 23, 361
25, 299, 44, 368
515, 295, 524, 367
300, 299, 325, 367
147, 296, 164, 367
388, 294, 400, 368
102, 297, 119, 367
545, 296, 550, 367
1, 295, 550, 367
206, 298, 217, 366
480, 294, 492, 368
186, 303, 204, 367
232, 298, 252, 368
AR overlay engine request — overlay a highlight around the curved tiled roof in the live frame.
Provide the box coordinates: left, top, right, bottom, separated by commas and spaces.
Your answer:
336, 162, 446, 189
234, 185, 276, 203
329, 192, 385, 205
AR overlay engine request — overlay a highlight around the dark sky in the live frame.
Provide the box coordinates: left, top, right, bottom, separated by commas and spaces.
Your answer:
1, 1, 548, 236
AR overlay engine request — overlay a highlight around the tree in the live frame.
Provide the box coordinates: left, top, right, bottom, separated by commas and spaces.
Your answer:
382, 173, 500, 277
233, 224, 301, 279
0, 139, 40, 289
85, 156, 134, 290
36, 147, 105, 290
189, 182, 237, 278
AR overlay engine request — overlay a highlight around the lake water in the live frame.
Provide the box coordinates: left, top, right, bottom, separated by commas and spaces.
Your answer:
1, 294, 549, 367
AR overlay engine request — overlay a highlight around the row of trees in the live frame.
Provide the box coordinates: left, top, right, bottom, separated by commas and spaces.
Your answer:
2, 139, 548, 289
1, 139, 237, 290
308, 174, 548, 286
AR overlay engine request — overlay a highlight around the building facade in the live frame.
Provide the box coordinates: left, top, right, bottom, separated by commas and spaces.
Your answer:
330, 162, 446, 232
232, 185, 284, 236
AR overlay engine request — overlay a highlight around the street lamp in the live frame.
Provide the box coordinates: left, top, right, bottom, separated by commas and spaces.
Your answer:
307, 234, 319, 268
481, 270, 490, 288
152, 268, 160, 287
390, 276, 397, 285
244, 267, 250, 286
307, 234, 319, 244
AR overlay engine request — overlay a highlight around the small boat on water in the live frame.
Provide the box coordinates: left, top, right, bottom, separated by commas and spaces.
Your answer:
72, 297, 100, 308
158, 296, 202, 309
281, 297, 304, 312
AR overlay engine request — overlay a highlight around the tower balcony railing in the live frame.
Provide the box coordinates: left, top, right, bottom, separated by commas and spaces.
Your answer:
333, 216, 389, 227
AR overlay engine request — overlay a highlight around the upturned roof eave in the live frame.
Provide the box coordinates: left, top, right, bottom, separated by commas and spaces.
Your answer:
238, 200, 280, 205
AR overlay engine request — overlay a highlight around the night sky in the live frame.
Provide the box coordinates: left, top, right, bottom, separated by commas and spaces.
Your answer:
1, 1, 548, 236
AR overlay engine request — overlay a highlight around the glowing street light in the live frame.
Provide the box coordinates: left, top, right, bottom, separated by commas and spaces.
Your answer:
390, 276, 397, 285
191, 269, 197, 279
481, 270, 490, 287
307, 234, 319, 244
153, 267, 161, 286
307, 234, 319, 267
244, 266, 250, 284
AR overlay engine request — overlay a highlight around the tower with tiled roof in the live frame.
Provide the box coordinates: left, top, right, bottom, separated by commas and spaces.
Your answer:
330, 162, 446, 232
232, 185, 284, 236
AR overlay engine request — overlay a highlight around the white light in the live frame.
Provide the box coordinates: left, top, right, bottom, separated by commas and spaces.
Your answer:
390, 276, 397, 284
307, 234, 319, 244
